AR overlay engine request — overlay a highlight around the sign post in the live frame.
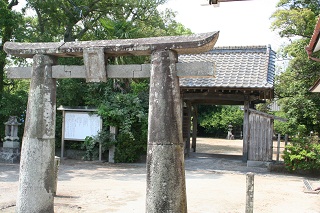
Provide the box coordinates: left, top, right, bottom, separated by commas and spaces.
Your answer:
57, 106, 102, 159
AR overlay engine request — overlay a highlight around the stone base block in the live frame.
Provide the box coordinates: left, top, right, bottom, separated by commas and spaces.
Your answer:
55, 149, 86, 160
146, 144, 187, 212
3, 141, 20, 148
108, 145, 115, 163
247, 160, 272, 168
0, 147, 20, 163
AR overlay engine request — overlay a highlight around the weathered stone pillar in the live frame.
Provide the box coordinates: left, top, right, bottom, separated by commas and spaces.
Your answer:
146, 50, 187, 213
16, 54, 57, 213
246, 172, 254, 213
109, 126, 117, 163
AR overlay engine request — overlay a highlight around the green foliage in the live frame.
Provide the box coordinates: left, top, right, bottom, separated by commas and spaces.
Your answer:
97, 85, 149, 162
283, 136, 320, 173
57, 79, 87, 106
0, 1, 25, 141
274, 42, 320, 135
82, 136, 96, 160
198, 105, 243, 137
271, 1, 320, 136
271, 0, 319, 38
0, 0, 193, 162
271, 1, 320, 173
114, 124, 148, 163
22, 0, 184, 42
81, 130, 116, 161
0, 80, 29, 141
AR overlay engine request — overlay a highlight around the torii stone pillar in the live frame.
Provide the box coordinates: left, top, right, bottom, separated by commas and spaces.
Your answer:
16, 54, 57, 212
146, 50, 187, 212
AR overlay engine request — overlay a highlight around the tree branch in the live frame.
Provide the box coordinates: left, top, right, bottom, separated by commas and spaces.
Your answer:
7, 0, 18, 9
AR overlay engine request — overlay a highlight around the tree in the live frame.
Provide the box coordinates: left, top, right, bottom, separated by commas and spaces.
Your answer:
198, 105, 244, 138
271, 0, 320, 173
0, 1, 27, 141
17, 0, 192, 163
0, 0, 193, 156
271, 0, 320, 135
23, 0, 169, 42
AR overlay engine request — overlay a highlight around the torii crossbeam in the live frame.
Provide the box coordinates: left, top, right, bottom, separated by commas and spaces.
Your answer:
4, 31, 219, 213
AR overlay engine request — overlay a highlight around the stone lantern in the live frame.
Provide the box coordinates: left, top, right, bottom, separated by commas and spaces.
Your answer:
3, 116, 21, 148
227, 124, 234, 140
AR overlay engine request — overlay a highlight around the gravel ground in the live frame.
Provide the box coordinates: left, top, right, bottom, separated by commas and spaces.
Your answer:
1, 138, 319, 212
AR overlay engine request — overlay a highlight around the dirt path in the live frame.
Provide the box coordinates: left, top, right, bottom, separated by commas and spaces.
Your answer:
1, 138, 319, 212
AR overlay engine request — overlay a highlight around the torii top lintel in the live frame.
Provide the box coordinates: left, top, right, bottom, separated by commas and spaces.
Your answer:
4, 32, 219, 58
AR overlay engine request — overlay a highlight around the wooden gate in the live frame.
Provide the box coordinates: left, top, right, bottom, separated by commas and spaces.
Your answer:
248, 111, 274, 162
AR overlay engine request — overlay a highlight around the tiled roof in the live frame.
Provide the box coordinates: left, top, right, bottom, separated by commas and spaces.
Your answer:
179, 45, 276, 89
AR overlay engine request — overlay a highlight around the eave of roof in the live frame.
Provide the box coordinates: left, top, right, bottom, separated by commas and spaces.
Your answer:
179, 45, 275, 90
306, 16, 320, 62
309, 77, 320, 92
307, 16, 320, 92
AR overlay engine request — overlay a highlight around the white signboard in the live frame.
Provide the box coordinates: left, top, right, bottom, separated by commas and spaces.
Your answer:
64, 112, 102, 140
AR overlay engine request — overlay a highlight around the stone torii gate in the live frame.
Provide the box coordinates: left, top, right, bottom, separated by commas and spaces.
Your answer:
4, 32, 219, 212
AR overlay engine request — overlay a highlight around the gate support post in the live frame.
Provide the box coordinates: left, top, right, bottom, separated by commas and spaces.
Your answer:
16, 54, 57, 213
146, 50, 187, 213
243, 97, 250, 162
191, 104, 198, 152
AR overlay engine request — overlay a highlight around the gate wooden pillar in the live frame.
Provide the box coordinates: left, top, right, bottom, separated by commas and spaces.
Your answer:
16, 54, 57, 213
191, 104, 198, 152
243, 97, 250, 162
183, 101, 192, 156
146, 50, 187, 212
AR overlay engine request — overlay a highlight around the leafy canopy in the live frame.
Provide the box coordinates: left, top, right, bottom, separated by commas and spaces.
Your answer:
271, 0, 320, 135
0, 0, 191, 162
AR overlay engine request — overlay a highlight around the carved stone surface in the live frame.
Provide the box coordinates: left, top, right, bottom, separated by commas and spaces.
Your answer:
16, 54, 57, 213
83, 47, 106, 82
146, 50, 187, 213
7, 62, 215, 79
4, 32, 219, 58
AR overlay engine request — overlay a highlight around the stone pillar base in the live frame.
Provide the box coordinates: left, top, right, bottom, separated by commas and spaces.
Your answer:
0, 147, 20, 163
3, 141, 20, 148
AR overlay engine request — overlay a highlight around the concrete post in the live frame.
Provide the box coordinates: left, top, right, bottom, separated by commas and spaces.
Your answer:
146, 50, 187, 213
246, 172, 254, 213
53, 156, 60, 196
16, 54, 57, 213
